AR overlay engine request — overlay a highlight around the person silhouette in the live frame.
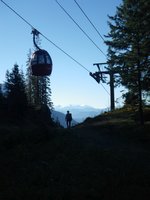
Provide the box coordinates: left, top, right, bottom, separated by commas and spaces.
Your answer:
65, 110, 72, 128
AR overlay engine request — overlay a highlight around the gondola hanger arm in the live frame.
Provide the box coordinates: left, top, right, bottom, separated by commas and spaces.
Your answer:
32, 29, 41, 50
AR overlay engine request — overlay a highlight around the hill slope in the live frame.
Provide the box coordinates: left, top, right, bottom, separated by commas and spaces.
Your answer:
0, 108, 150, 200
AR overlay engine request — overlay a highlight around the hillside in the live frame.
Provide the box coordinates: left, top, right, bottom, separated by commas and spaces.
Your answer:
0, 108, 150, 200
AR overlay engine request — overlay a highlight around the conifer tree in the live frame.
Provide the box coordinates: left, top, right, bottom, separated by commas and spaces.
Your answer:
26, 49, 41, 106
4, 64, 28, 117
105, 0, 150, 106
38, 76, 53, 109
0, 84, 6, 113
26, 49, 33, 104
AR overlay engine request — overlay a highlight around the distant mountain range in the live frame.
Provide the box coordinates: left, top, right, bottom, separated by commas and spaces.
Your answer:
52, 105, 108, 127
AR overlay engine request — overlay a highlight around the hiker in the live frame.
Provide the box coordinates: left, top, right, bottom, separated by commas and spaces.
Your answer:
65, 110, 72, 128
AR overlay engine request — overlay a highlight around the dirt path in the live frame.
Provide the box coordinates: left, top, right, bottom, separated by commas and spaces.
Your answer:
69, 125, 150, 199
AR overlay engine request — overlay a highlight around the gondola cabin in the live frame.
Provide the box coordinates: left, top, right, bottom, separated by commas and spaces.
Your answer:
30, 49, 52, 76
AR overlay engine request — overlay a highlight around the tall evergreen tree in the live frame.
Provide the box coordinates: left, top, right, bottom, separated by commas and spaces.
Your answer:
0, 84, 6, 114
26, 49, 40, 106
4, 64, 28, 117
39, 76, 53, 108
105, 0, 150, 106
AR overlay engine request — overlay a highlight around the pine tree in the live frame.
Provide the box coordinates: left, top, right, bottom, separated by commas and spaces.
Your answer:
0, 84, 6, 114
4, 64, 28, 118
39, 76, 53, 109
26, 49, 39, 105
105, 0, 150, 105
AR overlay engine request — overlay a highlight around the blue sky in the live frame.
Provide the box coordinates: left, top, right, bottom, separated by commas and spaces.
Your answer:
0, 0, 124, 109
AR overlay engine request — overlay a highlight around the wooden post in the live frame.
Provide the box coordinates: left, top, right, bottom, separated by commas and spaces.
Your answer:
92, 63, 116, 111
110, 71, 115, 110
137, 67, 144, 125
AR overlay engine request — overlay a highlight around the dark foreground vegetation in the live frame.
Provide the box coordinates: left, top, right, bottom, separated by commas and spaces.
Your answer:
0, 0, 149, 198
0, 108, 150, 200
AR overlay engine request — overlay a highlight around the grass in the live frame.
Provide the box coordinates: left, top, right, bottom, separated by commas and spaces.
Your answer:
0, 109, 150, 200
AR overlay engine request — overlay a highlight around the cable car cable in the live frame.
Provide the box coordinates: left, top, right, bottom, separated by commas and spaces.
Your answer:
40, 32, 90, 73
100, 84, 110, 95
0, 0, 110, 95
0, 0, 89, 73
74, 0, 105, 42
55, 0, 106, 57
0, 0, 34, 29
